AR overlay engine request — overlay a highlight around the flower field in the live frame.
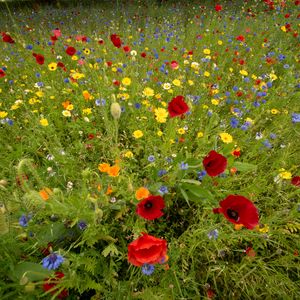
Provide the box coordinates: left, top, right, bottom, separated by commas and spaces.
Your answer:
0, 0, 300, 299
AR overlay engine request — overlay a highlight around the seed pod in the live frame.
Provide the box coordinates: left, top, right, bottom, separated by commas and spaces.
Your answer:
110, 102, 121, 119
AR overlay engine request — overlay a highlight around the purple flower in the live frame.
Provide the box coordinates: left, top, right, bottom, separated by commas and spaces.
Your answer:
42, 253, 64, 270
292, 113, 300, 123
142, 264, 155, 275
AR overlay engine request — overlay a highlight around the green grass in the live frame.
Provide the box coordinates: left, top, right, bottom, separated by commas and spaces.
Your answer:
0, 0, 300, 299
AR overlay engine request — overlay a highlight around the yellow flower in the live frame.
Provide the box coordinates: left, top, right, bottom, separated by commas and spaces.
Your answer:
255, 224, 269, 233
217, 40, 223, 45
177, 128, 186, 135
40, 118, 49, 126
269, 73, 277, 81
143, 87, 154, 97
62, 110, 71, 117
122, 77, 131, 86
280, 26, 286, 32
48, 62, 57, 71
271, 109, 279, 115
83, 48, 90, 55
172, 79, 181, 87
204, 71, 210, 77
157, 130, 163, 136
82, 108, 92, 115
203, 48, 211, 55
66, 104, 74, 111
279, 169, 292, 180
219, 132, 233, 144
251, 74, 257, 80
133, 130, 143, 139
211, 99, 219, 106
239, 70, 248, 76
0, 111, 8, 118
124, 151, 134, 158
197, 131, 204, 138
36, 91, 44, 98
72, 55, 78, 61
154, 107, 168, 123
229, 67, 233, 73
188, 80, 194, 86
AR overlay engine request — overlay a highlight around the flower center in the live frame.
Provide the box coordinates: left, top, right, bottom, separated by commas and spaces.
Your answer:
49, 254, 57, 263
144, 201, 153, 209
227, 209, 239, 221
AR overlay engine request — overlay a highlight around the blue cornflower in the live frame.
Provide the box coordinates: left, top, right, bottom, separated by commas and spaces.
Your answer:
135, 103, 141, 109
263, 139, 272, 149
278, 54, 285, 61
197, 170, 207, 181
158, 186, 168, 195
270, 133, 277, 139
292, 113, 300, 123
253, 101, 260, 107
230, 117, 239, 128
283, 64, 289, 69
19, 214, 31, 227
26, 44, 33, 50
142, 264, 155, 276
233, 86, 239, 92
208, 229, 219, 240
179, 162, 189, 170
78, 220, 87, 230
42, 253, 64, 270
158, 169, 167, 177
148, 155, 155, 162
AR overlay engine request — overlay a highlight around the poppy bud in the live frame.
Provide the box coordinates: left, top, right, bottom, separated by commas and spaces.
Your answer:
110, 102, 121, 119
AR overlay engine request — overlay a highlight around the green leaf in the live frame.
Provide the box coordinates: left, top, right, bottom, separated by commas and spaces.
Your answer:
180, 183, 214, 201
12, 262, 53, 282
102, 243, 119, 257
232, 162, 257, 172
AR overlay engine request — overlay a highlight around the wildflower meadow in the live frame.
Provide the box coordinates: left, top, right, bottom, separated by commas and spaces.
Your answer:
0, 0, 300, 299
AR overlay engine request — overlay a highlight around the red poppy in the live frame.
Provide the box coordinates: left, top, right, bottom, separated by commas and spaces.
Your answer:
128, 233, 167, 266
57, 62, 66, 71
33, 53, 45, 65
213, 195, 259, 229
66, 46, 76, 56
43, 272, 68, 299
236, 35, 245, 42
168, 95, 189, 118
203, 150, 227, 177
291, 176, 300, 186
110, 34, 122, 48
141, 52, 147, 58
1, 32, 15, 44
123, 45, 130, 53
0, 69, 5, 78
136, 195, 165, 220
215, 4, 222, 12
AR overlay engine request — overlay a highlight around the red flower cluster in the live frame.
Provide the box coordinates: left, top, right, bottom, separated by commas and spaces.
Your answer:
136, 195, 165, 220
203, 150, 227, 177
66, 46, 76, 56
213, 195, 259, 229
215, 4, 222, 12
168, 95, 189, 118
0, 69, 5, 78
33, 53, 45, 65
43, 272, 68, 299
110, 34, 122, 48
1, 32, 14, 44
128, 233, 167, 266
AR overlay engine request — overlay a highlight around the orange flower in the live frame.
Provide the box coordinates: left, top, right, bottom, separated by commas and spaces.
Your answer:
39, 188, 52, 201
98, 163, 110, 173
62, 100, 71, 109
106, 185, 113, 195
135, 187, 150, 200
83, 90, 92, 100
107, 165, 120, 177
234, 224, 244, 230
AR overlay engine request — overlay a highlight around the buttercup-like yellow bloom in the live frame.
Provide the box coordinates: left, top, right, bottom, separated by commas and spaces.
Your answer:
220, 132, 233, 144
40, 118, 49, 126
133, 130, 143, 139
48, 62, 57, 71
122, 77, 131, 86
143, 87, 154, 97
